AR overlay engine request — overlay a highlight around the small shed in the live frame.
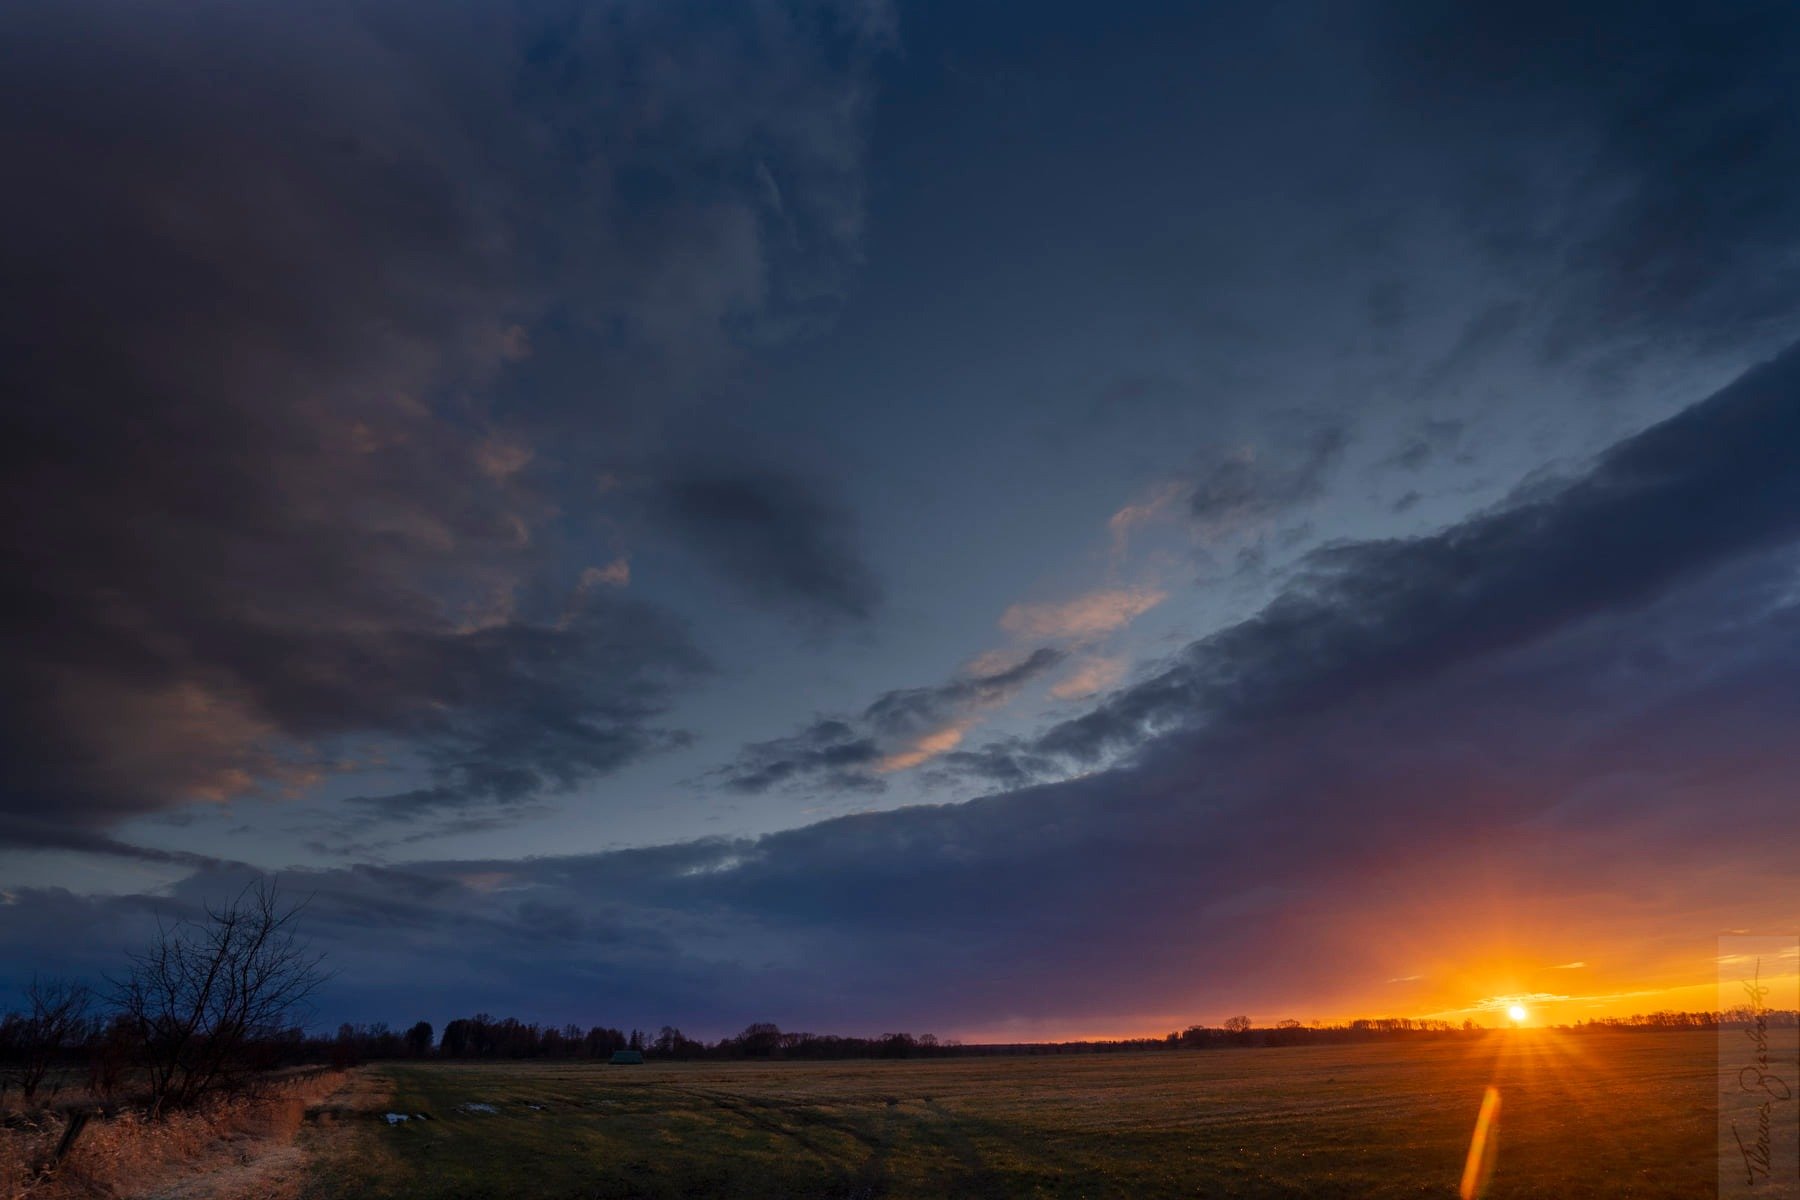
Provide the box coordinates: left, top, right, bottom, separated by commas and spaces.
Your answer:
610, 1049, 645, 1065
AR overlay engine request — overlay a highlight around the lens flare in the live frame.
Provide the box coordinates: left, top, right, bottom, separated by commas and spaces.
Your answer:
1459, 1085, 1502, 1200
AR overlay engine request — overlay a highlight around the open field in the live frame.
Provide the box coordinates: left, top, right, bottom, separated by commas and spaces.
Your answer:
297, 1029, 1789, 1199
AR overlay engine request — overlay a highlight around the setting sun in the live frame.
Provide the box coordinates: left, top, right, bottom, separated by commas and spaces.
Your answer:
1507, 1004, 1529, 1024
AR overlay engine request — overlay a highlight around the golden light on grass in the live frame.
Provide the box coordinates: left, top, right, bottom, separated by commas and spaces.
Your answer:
1506, 1004, 1528, 1024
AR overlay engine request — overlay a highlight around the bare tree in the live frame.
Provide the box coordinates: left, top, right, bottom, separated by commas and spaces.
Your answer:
0, 977, 93, 1105
112, 881, 327, 1113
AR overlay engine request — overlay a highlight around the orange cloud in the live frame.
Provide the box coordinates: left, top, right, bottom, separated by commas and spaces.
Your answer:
877, 722, 970, 773
474, 436, 533, 481
1107, 481, 1184, 557
560, 559, 632, 628
963, 647, 1029, 676
1050, 655, 1126, 700
581, 558, 632, 589
999, 587, 1167, 640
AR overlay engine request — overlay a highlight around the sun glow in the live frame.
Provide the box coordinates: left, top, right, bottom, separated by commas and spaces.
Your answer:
1506, 1004, 1528, 1024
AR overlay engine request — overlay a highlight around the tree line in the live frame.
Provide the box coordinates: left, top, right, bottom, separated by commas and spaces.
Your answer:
1154, 1009, 1793, 1050
318, 1018, 957, 1065
323, 1006, 1774, 1067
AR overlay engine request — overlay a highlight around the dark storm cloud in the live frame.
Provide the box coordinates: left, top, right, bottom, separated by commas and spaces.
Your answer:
9, 350, 1800, 1028
921, 738, 1060, 793
0, 0, 886, 833
721, 721, 886, 796
1033, 344, 1800, 766
0, 818, 237, 871
1368, 1, 1800, 358
653, 472, 882, 625
278, 595, 708, 852
718, 648, 1065, 794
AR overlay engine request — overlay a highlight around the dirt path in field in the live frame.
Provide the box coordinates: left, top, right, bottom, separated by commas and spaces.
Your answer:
137, 1141, 312, 1200
131, 1071, 391, 1200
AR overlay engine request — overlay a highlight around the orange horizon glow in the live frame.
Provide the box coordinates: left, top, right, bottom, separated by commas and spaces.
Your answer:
943, 964, 1800, 1045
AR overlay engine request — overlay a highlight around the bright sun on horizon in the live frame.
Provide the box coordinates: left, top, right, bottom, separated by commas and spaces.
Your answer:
1507, 1004, 1529, 1024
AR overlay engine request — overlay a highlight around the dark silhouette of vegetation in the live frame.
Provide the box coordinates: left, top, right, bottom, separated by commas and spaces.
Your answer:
111, 881, 325, 1114
310, 1017, 963, 1063
309, 1007, 1796, 1069
0, 977, 93, 1104
0, 883, 326, 1119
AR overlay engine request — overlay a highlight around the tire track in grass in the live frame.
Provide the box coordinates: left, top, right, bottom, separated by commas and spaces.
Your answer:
840, 1094, 899, 1200
921, 1099, 990, 1179
920, 1095, 1109, 1196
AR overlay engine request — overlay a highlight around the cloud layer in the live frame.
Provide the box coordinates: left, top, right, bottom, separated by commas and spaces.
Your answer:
10, 348, 1800, 1032
5, 0, 1800, 1040
720, 647, 1065, 794
0, 0, 889, 838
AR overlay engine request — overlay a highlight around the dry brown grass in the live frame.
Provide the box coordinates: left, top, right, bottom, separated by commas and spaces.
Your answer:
1, 1071, 347, 1200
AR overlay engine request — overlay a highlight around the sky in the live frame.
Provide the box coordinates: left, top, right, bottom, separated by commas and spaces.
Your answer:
2, 0, 1798, 1040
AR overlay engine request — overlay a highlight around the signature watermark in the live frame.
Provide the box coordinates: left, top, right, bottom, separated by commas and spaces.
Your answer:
1719, 935, 1799, 1198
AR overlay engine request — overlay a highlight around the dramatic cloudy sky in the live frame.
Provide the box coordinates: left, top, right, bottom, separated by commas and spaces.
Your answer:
3, 0, 1798, 1038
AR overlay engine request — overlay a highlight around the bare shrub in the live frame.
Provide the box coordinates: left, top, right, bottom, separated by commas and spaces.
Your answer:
111, 882, 326, 1114
0, 980, 93, 1107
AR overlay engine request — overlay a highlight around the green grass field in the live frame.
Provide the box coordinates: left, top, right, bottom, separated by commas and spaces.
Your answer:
300, 1030, 1772, 1199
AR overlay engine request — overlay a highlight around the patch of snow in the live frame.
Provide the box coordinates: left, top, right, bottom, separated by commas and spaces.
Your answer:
460, 1102, 498, 1114
384, 1113, 409, 1125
